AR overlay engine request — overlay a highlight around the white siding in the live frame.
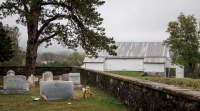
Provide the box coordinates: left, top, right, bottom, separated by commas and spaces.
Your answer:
83, 63, 104, 71
104, 59, 143, 71
144, 63, 165, 72
165, 59, 184, 78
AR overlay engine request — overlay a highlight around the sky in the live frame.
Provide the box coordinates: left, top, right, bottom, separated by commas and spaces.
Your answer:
1, 0, 200, 52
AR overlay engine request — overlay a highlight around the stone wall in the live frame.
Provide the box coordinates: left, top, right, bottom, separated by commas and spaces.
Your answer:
0, 66, 73, 76
78, 67, 200, 111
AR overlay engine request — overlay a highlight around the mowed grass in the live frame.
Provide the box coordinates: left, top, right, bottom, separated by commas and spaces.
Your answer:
106, 71, 200, 91
0, 76, 129, 111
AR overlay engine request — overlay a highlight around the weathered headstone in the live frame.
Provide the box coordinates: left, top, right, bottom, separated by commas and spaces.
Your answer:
40, 81, 73, 100
41, 71, 53, 81
59, 73, 69, 81
68, 73, 80, 85
27, 75, 38, 86
68, 73, 82, 89
0, 75, 29, 94
6, 70, 15, 76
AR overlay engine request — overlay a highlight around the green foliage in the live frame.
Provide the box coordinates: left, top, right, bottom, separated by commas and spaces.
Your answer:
36, 51, 85, 66
0, 25, 26, 66
67, 52, 85, 66
0, 22, 14, 62
163, 13, 200, 78
0, 0, 117, 57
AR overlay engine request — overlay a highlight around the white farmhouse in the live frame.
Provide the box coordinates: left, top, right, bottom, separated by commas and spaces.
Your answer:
82, 42, 184, 78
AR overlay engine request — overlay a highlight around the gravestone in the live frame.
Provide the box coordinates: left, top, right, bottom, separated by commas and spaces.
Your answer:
27, 75, 38, 86
68, 73, 82, 89
40, 81, 73, 100
6, 70, 15, 76
59, 73, 69, 81
68, 73, 80, 85
0, 75, 29, 94
41, 71, 53, 81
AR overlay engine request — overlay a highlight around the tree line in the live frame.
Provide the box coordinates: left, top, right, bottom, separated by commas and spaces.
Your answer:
36, 51, 85, 67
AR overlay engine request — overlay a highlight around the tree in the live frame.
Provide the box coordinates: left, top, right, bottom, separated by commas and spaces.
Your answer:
0, 0, 117, 78
0, 25, 26, 66
0, 21, 14, 62
163, 13, 200, 78
67, 51, 85, 66
40, 52, 57, 65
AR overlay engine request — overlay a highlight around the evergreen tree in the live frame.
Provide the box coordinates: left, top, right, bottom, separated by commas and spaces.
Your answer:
0, 22, 14, 62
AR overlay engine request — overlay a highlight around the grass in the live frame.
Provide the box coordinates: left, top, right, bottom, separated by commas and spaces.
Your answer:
106, 71, 200, 91
0, 76, 129, 111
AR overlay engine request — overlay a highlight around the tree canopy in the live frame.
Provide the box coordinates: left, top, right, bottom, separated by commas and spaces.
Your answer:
0, 0, 117, 77
0, 21, 14, 62
163, 13, 200, 78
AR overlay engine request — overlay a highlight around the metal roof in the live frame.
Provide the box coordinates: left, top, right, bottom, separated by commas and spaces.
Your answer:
97, 42, 168, 58
83, 57, 105, 63
84, 42, 169, 63
144, 58, 166, 63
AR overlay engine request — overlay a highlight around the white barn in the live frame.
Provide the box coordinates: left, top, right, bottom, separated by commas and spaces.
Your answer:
82, 42, 184, 78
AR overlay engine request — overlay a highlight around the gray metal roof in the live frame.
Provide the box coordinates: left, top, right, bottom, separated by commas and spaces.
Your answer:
144, 58, 166, 63
83, 57, 105, 63
97, 42, 168, 58
84, 42, 168, 63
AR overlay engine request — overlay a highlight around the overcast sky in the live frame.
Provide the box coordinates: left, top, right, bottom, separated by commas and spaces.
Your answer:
1, 0, 200, 52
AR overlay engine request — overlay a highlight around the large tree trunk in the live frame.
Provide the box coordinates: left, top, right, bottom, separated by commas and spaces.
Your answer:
25, 41, 38, 79
25, 22, 39, 79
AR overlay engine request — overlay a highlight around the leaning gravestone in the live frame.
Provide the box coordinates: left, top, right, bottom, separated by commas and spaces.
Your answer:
6, 70, 15, 76
0, 75, 29, 94
40, 81, 73, 100
68, 73, 82, 89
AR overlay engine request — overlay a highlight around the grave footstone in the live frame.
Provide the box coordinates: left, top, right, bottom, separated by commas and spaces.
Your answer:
40, 81, 73, 100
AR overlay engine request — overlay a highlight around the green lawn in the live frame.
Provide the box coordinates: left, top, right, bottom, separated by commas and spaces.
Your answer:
0, 76, 129, 111
106, 71, 200, 91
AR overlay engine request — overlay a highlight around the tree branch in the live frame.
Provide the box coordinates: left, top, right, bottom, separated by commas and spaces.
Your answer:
37, 14, 68, 38
38, 32, 59, 45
